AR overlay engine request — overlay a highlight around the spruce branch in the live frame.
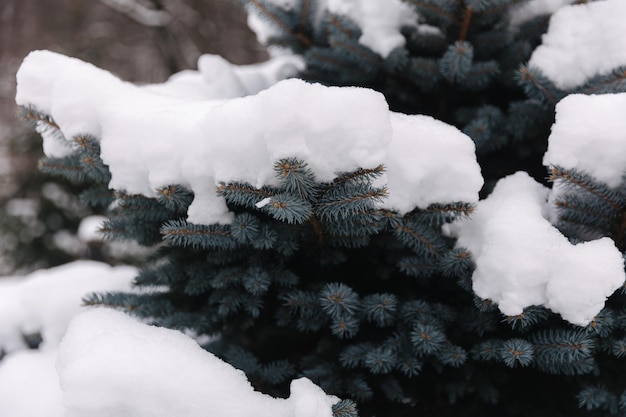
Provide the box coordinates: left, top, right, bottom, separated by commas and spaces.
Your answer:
329, 38, 381, 66
549, 167, 623, 212
518, 65, 562, 104
327, 13, 360, 39
578, 67, 626, 95
17, 105, 60, 130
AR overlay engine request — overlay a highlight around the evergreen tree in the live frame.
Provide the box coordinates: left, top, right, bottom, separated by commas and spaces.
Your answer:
15, 0, 626, 416
0, 128, 94, 274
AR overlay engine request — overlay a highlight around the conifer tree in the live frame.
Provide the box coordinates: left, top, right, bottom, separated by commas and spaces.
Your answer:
14, 0, 626, 416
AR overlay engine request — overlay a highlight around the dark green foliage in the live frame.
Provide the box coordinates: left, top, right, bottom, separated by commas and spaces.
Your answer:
548, 166, 626, 249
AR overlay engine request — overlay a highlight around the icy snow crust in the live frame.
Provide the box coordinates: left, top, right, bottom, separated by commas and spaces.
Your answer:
544, 93, 626, 188
16, 50, 483, 225
449, 172, 625, 326
529, 0, 626, 90
58, 308, 338, 417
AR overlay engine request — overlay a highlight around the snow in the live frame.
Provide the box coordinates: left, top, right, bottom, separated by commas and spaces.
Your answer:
77, 215, 108, 242
58, 308, 338, 417
543, 93, 626, 188
448, 172, 625, 326
0, 349, 64, 417
0, 260, 135, 352
145, 54, 304, 100
528, 0, 626, 90
16, 50, 482, 225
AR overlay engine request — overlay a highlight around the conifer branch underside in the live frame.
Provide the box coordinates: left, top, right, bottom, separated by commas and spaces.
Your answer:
519, 67, 558, 104
550, 168, 622, 212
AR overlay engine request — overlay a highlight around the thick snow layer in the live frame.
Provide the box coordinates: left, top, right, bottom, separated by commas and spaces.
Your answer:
448, 172, 625, 326
246, 0, 418, 58
0, 349, 64, 417
0, 261, 135, 352
16, 50, 482, 225
384, 113, 482, 212
528, 0, 626, 90
544, 93, 626, 188
58, 308, 338, 417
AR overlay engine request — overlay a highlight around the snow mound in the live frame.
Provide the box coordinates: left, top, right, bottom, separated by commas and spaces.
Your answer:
0, 261, 135, 352
528, 0, 626, 90
544, 93, 626, 188
448, 172, 624, 326
58, 308, 338, 417
16, 50, 482, 225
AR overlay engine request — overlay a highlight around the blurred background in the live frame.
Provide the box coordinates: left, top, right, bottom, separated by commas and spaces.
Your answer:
0, 0, 268, 274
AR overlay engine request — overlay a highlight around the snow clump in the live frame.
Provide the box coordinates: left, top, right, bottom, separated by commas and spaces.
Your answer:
528, 0, 626, 90
544, 92, 626, 188
448, 172, 625, 326
16, 50, 483, 225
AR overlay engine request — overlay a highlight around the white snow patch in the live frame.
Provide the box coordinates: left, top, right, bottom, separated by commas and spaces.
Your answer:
58, 308, 338, 417
544, 93, 626, 188
0, 261, 135, 352
16, 50, 482, 225
448, 172, 625, 326
256, 197, 272, 208
0, 349, 64, 417
528, 0, 626, 90
77, 215, 108, 242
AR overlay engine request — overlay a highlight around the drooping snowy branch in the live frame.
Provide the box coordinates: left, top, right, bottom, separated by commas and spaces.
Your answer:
15, 50, 483, 225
